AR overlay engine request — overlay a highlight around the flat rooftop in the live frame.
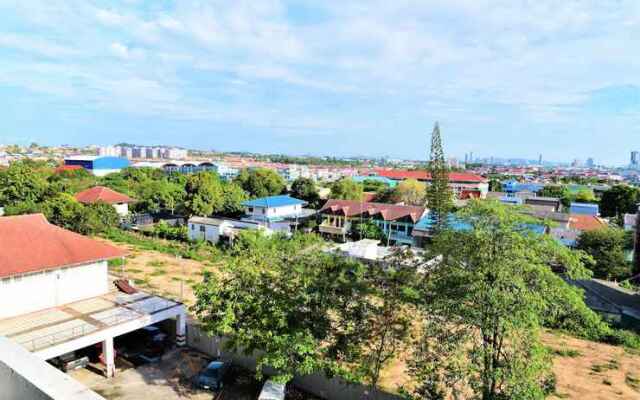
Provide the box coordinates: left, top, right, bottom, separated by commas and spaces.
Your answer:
0, 290, 182, 354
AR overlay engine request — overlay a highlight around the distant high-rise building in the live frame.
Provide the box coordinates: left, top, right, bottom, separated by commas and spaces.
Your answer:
631, 151, 640, 167
469, 152, 474, 163
538, 154, 543, 165
586, 158, 595, 168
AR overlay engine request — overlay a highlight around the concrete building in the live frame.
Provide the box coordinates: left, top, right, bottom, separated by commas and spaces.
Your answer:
97, 146, 119, 157
64, 156, 130, 177
187, 216, 272, 244
0, 214, 186, 379
74, 186, 135, 216
242, 195, 306, 223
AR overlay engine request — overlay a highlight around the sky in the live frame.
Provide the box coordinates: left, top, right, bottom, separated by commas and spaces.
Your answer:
0, 1, 639, 165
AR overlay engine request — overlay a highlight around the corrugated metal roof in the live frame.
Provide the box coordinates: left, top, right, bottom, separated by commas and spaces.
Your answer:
242, 195, 305, 208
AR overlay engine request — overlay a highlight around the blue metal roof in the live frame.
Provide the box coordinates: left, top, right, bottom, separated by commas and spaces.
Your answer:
570, 202, 599, 216
503, 180, 544, 193
242, 195, 305, 208
352, 175, 398, 188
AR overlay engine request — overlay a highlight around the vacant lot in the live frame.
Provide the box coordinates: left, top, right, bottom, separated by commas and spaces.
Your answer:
104, 239, 220, 306
103, 238, 640, 399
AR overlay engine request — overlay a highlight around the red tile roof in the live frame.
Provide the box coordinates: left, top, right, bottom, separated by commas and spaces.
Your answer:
0, 214, 126, 278
55, 165, 84, 173
320, 199, 426, 223
75, 186, 134, 204
374, 169, 487, 183
569, 215, 608, 231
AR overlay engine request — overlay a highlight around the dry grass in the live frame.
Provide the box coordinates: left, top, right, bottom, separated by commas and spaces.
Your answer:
103, 239, 222, 306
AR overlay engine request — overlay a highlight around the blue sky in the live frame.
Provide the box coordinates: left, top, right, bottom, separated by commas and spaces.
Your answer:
0, 1, 639, 165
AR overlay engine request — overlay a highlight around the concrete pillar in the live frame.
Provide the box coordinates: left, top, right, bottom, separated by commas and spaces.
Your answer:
103, 337, 115, 378
176, 312, 186, 347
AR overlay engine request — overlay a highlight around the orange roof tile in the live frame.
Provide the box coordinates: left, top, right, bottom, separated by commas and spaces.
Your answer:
569, 215, 607, 231
75, 186, 134, 205
0, 214, 126, 278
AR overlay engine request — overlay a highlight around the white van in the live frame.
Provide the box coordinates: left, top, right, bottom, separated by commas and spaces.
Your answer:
257, 379, 286, 400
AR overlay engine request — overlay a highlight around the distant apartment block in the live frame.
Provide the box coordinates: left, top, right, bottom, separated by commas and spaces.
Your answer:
98, 145, 188, 160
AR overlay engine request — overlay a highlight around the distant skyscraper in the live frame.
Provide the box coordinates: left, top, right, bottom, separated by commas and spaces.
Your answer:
631, 151, 640, 167
469, 152, 474, 163
586, 158, 595, 168
538, 154, 543, 165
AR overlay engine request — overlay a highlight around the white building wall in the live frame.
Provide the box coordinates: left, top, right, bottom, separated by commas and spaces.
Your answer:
113, 203, 129, 216
245, 204, 302, 219
0, 262, 109, 320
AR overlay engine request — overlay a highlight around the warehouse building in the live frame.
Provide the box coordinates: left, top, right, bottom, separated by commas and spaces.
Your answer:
64, 156, 130, 177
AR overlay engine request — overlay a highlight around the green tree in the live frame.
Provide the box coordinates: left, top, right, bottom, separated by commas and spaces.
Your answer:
538, 185, 571, 208
395, 179, 426, 206
599, 185, 639, 219
329, 178, 363, 201
135, 179, 185, 214
290, 177, 320, 207
234, 168, 286, 198
574, 188, 597, 203
408, 200, 593, 400
425, 122, 453, 231
41, 193, 86, 232
350, 220, 386, 242
576, 227, 632, 280
193, 232, 369, 383
356, 249, 419, 395
183, 172, 224, 217
0, 161, 49, 205
221, 182, 248, 216
79, 202, 120, 235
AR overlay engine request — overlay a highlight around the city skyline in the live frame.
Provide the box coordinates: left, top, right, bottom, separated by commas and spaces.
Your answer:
1, 1, 639, 164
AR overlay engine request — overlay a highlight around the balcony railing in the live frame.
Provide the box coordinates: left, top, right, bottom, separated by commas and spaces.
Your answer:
319, 224, 349, 235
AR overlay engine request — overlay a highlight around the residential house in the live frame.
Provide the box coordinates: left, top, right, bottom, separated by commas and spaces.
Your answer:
187, 216, 271, 244
624, 213, 637, 231
318, 199, 427, 246
242, 195, 306, 223
75, 186, 135, 216
524, 196, 562, 212
371, 169, 489, 199
0, 214, 186, 378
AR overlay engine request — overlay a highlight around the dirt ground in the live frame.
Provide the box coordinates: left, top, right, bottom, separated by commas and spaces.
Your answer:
545, 332, 640, 399
103, 240, 640, 399
105, 241, 217, 306
376, 331, 640, 399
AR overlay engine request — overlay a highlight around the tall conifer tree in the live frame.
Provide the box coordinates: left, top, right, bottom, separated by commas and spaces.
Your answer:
426, 122, 453, 231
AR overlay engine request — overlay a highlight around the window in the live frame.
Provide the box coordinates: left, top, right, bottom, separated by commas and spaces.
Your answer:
262, 208, 266, 214
199, 225, 206, 232
191, 224, 195, 230
248, 207, 254, 213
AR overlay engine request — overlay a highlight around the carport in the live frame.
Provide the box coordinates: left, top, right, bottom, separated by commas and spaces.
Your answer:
0, 290, 186, 378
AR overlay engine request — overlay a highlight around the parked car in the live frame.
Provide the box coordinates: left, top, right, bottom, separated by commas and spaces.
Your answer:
51, 351, 89, 372
258, 379, 286, 400
194, 361, 227, 391
115, 326, 169, 365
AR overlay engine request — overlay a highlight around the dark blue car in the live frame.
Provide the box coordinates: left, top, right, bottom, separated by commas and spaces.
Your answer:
195, 361, 227, 391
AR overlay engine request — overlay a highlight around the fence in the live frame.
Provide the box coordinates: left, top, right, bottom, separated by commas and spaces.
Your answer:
187, 323, 403, 400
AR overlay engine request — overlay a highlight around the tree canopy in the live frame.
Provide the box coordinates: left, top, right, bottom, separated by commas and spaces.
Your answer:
575, 227, 633, 280
425, 122, 453, 230
329, 178, 363, 201
290, 177, 320, 207
407, 200, 597, 400
599, 185, 639, 219
234, 167, 286, 198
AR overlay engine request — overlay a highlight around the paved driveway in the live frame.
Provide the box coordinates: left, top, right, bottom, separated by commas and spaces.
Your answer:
70, 347, 262, 400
